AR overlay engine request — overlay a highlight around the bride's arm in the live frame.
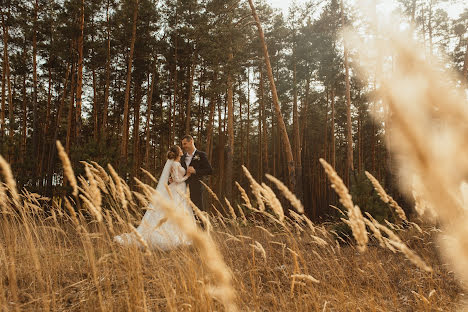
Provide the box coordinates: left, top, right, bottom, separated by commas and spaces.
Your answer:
171, 163, 189, 183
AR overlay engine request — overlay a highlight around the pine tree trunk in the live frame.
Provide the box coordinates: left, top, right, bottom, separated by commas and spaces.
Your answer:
206, 72, 217, 163
171, 33, 178, 145
32, 0, 39, 161
217, 97, 225, 198
145, 61, 157, 168
185, 54, 196, 135
248, 0, 296, 191
120, 0, 139, 165
0, 10, 6, 141
341, 0, 353, 185
101, 0, 111, 142
225, 52, 234, 201
75, 0, 84, 141
197, 67, 204, 140
292, 45, 300, 166
132, 83, 142, 178
5, 26, 13, 145
66, 61, 76, 155
92, 67, 98, 141
44, 66, 52, 140
258, 79, 262, 179
91, 18, 98, 142
292, 47, 302, 200
260, 68, 268, 175
21, 73, 27, 164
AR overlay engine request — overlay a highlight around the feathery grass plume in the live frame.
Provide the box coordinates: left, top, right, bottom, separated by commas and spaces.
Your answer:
180, 190, 213, 234
236, 204, 248, 226
255, 225, 275, 238
302, 215, 317, 234
120, 178, 135, 205
374, 221, 432, 272
64, 198, 80, 228
200, 180, 220, 203
79, 194, 103, 222
219, 231, 242, 243
84, 165, 102, 209
56, 141, 78, 197
291, 274, 320, 284
128, 223, 152, 256
365, 212, 397, 252
408, 221, 423, 234
212, 203, 227, 229
132, 191, 149, 207
412, 176, 438, 221
140, 167, 158, 184
310, 235, 328, 247
225, 198, 237, 221
241, 165, 265, 211
104, 210, 115, 236
92, 173, 108, 195
0, 157, 20, 208
347, 9, 468, 284
319, 158, 368, 252
107, 164, 127, 210
260, 183, 284, 222
289, 210, 304, 225
439, 218, 468, 285
151, 191, 238, 311
365, 171, 407, 222
266, 174, 304, 213
134, 177, 156, 199
249, 241, 266, 261
90, 161, 110, 182
363, 216, 385, 248
0, 183, 8, 213
235, 181, 253, 211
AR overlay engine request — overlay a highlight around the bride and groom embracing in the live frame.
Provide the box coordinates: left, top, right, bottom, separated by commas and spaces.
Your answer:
114, 135, 213, 250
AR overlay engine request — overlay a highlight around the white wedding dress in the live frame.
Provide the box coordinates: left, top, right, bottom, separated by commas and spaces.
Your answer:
113, 160, 195, 250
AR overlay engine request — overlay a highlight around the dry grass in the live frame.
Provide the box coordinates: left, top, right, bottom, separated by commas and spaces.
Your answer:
0, 155, 464, 311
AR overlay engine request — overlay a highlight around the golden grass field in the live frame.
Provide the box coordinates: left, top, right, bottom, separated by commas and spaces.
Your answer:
0, 155, 465, 312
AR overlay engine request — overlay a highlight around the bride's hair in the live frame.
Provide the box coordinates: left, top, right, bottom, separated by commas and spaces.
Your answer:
167, 145, 180, 160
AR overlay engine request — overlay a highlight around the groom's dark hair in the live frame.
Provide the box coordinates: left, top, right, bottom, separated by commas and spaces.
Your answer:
182, 135, 193, 142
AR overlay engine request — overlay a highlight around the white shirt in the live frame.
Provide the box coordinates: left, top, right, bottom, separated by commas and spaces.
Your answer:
185, 148, 197, 168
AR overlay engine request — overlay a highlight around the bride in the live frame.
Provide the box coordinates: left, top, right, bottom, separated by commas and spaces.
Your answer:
114, 145, 195, 250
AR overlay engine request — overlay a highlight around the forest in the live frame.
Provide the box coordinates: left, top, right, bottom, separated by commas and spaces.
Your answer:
1, 0, 467, 220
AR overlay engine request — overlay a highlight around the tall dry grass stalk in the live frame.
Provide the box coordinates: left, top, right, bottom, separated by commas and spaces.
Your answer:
56, 141, 78, 197
0, 155, 20, 206
265, 174, 304, 213
348, 2, 468, 293
242, 165, 265, 212
365, 171, 407, 222
319, 158, 368, 252
150, 192, 238, 312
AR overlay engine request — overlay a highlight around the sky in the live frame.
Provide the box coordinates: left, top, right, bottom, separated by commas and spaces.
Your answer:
268, 0, 467, 19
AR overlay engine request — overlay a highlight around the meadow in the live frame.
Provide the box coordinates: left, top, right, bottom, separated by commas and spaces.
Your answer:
0, 154, 464, 311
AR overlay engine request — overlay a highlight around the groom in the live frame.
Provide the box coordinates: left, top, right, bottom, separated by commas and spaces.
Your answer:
180, 135, 213, 211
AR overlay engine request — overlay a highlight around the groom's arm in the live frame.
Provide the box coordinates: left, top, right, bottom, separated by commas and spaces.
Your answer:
194, 152, 213, 177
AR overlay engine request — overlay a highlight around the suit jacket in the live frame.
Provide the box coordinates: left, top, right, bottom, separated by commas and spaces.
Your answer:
181, 150, 213, 208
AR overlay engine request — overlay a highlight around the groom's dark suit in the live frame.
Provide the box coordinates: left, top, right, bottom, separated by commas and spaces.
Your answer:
181, 150, 213, 211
